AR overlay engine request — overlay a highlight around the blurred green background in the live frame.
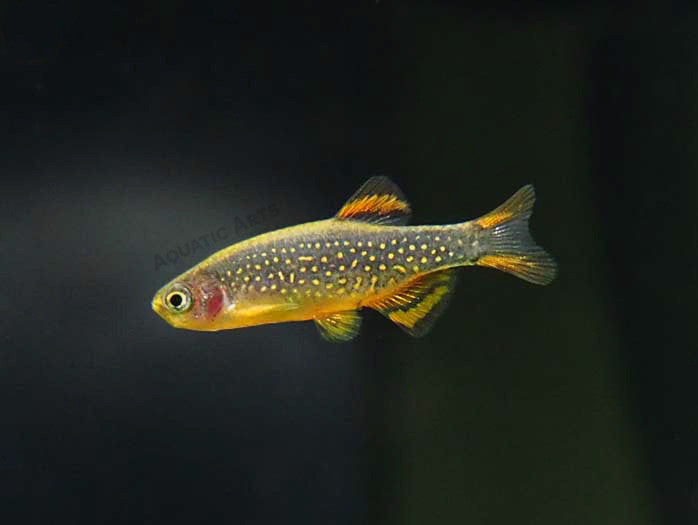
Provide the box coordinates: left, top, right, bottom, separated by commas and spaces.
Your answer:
2, 2, 695, 524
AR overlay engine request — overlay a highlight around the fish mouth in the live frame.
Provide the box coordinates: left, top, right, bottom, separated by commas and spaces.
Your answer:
152, 295, 189, 328
151, 296, 169, 322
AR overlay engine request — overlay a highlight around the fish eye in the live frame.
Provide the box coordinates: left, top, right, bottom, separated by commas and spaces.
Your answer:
165, 286, 191, 312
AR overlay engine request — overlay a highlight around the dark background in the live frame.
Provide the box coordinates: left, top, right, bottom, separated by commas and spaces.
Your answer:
1, 1, 696, 524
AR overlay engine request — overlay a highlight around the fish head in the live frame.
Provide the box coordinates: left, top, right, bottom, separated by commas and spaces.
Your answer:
151, 271, 231, 331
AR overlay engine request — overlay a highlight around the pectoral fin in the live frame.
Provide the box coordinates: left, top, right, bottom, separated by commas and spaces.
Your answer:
366, 269, 457, 337
314, 310, 362, 342
237, 301, 299, 319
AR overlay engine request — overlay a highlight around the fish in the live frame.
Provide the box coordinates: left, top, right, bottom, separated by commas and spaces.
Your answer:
152, 176, 557, 341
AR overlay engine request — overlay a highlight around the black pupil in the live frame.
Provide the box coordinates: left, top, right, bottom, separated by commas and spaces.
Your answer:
169, 293, 183, 308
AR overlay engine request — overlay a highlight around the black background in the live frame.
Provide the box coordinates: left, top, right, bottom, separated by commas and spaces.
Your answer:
2, 2, 696, 524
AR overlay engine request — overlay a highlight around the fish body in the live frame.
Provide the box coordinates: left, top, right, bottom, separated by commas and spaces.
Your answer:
152, 177, 556, 341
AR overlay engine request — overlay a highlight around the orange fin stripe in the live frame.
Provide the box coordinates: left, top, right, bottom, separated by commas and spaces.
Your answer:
474, 185, 535, 229
387, 284, 450, 329
366, 269, 456, 337
335, 176, 411, 225
336, 194, 409, 220
475, 210, 515, 229
477, 254, 556, 285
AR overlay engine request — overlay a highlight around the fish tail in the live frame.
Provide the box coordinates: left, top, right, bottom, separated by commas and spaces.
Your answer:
473, 185, 557, 285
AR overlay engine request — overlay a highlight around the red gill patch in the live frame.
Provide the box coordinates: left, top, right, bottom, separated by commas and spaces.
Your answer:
204, 285, 224, 319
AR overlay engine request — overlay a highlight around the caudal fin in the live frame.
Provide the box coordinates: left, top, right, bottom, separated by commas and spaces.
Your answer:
473, 185, 557, 285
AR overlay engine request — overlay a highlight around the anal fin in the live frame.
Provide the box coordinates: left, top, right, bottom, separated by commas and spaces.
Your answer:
366, 269, 457, 337
314, 310, 362, 342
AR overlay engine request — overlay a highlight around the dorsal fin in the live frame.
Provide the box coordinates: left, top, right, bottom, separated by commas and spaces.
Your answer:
335, 176, 411, 225
365, 269, 457, 337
